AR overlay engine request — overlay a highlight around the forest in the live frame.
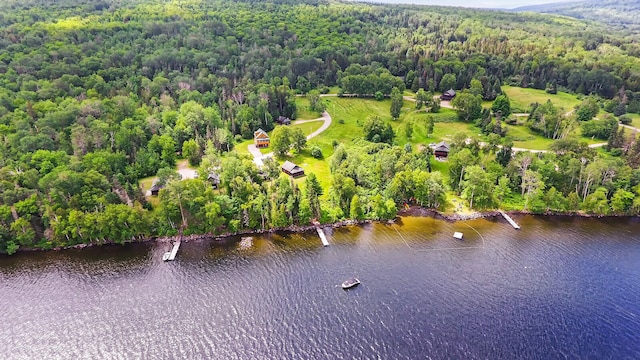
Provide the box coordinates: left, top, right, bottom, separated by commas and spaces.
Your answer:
1, 0, 640, 254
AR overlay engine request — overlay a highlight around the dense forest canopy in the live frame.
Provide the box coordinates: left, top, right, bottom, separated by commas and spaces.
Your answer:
1, 0, 640, 254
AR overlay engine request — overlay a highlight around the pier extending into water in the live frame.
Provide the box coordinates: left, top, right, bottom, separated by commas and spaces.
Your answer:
167, 240, 181, 260
316, 227, 329, 246
499, 211, 520, 229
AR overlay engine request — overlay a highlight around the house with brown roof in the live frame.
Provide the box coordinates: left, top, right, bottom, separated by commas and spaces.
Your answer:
281, 161, 305, 178
433, 141, 450, 158
254, 128, 270, 148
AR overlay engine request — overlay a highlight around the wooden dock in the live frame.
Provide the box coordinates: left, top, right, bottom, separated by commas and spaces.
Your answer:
316, 227, 329, 247
499, 211, 520, 229
167, 240, 181, 261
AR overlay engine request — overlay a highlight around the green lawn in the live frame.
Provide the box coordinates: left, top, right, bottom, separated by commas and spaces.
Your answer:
502, 85, 581, 113
295, 97, 324, 120
626, 113, 640, 129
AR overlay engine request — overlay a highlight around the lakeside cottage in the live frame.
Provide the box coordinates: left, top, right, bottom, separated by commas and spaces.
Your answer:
281, 161, 305, 178
433, 141, 450, 158
440, 89, 456, 101
254, 128, 270, 148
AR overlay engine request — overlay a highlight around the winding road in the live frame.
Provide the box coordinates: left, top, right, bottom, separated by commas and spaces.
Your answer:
248, 111, 332, 167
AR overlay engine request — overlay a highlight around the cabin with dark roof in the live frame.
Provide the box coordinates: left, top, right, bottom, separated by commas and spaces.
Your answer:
281, 161, 305, 178
207, 172, 220, 189
440, 89, 456, 101
254, 128, 270, 148
150, 181, 163, 196
276, 116, 291, 125
433, 141, 450, 158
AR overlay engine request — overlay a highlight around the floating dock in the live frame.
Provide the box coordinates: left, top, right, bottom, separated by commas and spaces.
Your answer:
499, 211, 520, 229
316, 227, 329, 247
167, 240, 181, 261
453, 232, 463, 240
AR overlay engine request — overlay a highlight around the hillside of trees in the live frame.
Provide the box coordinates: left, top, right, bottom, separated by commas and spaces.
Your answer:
1, 0, 640, 254
514, 0, 640, 31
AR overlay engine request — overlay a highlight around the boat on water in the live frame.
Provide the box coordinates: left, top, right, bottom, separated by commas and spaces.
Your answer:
341, 278, 361, 289
162, 252, 171, 261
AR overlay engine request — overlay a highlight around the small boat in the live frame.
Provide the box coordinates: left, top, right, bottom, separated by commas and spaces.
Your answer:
341, 278, 361, 289
162, 252, 171, 261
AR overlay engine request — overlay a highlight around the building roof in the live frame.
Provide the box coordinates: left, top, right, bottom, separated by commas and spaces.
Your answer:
434, 141, 450, 152
254, 128, 269, 139
150, 181, 163, 192
277, 116, 291, 124
282, 160, 303, 173
207, 172, 220, 184
443, 89, 456, 97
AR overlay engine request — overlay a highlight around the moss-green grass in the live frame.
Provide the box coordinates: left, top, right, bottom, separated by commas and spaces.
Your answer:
502, 85, 580, 113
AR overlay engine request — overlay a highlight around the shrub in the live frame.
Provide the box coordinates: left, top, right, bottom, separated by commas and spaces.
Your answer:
375, 91, 384, 101
311, 146, 323, 159
235, 134, 243, 143
619, 115, 632, 124
338, 119, 345, 124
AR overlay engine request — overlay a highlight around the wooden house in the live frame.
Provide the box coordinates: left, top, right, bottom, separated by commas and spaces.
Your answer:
281, 161, 305, 178
254, 128, 270, 148
433, 141, 450, 158
440, 89, 456, 101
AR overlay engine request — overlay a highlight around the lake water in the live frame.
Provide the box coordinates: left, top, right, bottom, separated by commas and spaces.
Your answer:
1, 216, 640, 359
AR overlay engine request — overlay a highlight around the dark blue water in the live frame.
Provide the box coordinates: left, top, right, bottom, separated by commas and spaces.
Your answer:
1, 216, 639, 359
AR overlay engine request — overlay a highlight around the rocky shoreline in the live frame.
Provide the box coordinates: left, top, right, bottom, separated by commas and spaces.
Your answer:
18, 207, 639, 254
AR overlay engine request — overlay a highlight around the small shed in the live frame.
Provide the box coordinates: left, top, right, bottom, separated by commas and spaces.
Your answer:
440, 89, 456, 101
254, 128, 270, 148
453, 232, 463, 240
281, 161, 305, 178
207, 172, 220, 189
150, 181, 163, 196
434, 141, 450, 158
276, 116, 291, 125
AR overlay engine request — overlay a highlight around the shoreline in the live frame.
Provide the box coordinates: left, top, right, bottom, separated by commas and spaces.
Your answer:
9, 208, 639, 254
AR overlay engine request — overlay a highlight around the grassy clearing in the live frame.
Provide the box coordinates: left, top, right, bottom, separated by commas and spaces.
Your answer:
503, 123, 555, 150
502, 85, 580, 113
626, 113, 640, 129
295, 97, 323, 120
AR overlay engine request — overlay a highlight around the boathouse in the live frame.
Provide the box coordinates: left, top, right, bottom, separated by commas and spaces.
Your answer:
440, 89, 456, 101
433, 141, 450, 158
254, 128, 270, 148
281, 161, 305, 178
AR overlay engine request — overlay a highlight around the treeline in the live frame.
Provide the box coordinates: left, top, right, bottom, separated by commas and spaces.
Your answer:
2, 0, 640, 254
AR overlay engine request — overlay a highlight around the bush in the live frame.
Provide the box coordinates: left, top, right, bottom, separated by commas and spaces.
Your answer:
235, 134, 243, 143
619, 115, 632, 124
375, 91, 384, 101
338, 119, 345, 124
311, 146, 323, 159
320, 86, 330, 94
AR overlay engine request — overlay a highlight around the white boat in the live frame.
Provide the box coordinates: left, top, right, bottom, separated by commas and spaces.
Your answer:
162, 252, 171, 261
341, 278, 361, 289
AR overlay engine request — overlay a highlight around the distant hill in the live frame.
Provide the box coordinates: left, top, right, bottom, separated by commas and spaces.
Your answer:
513, 0, 640, 29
